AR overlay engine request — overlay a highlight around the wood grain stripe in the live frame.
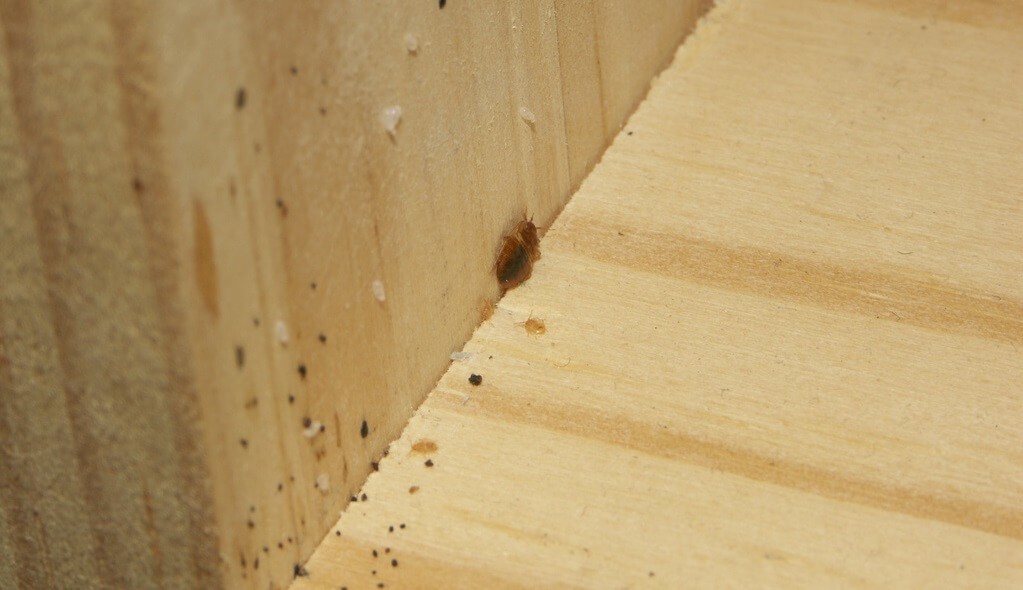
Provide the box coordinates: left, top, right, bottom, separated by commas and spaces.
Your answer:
437, 386, 1023, 542
566, 215, 1023, 345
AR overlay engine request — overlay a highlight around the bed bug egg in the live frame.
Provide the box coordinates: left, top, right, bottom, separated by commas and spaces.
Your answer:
380, 105, 402, 138
518, 106, 536, 125
405, 33, 419, 54
371, 280, 386, 302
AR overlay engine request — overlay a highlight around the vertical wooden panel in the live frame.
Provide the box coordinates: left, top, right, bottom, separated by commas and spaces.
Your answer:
0, 1, 710, 587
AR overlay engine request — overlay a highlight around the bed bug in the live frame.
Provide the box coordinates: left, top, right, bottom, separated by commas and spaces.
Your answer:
494, 214, 540, 291
522, 316, 546, 335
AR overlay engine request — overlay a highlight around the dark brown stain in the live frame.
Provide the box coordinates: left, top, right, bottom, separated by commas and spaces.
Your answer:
410, 440, 438, 454
573, 216, 1023, 345
440, 389, 1023, 541
192, 200, 219, 316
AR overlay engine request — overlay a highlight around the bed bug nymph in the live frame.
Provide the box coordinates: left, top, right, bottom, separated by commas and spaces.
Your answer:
494, 214, 541, 291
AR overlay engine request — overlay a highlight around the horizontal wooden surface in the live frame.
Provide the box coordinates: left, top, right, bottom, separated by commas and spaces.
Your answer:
293, 0, 1023, 587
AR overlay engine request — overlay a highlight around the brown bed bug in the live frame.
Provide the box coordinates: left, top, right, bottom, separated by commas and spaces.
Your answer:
494, 214, 541, 291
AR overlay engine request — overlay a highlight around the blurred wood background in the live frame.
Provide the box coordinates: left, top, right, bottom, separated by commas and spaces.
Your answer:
0, 1, 709, 588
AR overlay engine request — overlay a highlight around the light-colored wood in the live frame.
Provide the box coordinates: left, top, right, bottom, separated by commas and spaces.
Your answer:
294, 0, 1023, 587
0, 1, 707, 588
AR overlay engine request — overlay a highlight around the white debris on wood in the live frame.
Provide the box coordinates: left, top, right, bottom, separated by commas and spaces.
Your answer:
315, 473, 330, 494
380, 105, 402, 138
275, 320, 289, 345
449, 351, 473, 362
371, 279, 386, 302
303, 420, 324, 439
518, 106, 536, 125
405, 33, 419, 54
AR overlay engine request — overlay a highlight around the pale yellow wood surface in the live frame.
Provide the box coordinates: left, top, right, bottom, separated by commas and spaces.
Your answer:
294, 0, 1023, 587
0, 1, 707, 588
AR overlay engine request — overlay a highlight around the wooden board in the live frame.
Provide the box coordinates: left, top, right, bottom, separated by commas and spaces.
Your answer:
293, 0, 1023, 587
0, 1, 708, 588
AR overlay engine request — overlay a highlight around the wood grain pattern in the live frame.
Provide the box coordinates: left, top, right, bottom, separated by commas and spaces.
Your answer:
0, 1, 706, 588
294, 0, 1023, 587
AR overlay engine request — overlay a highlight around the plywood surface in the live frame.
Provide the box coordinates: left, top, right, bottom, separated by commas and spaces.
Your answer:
294, 0, 1023, 587
0, 1, 708, 588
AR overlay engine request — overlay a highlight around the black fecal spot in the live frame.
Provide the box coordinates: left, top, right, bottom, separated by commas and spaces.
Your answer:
236, 87, 247, 110
361, 420, 369, 438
